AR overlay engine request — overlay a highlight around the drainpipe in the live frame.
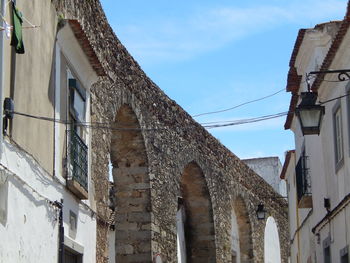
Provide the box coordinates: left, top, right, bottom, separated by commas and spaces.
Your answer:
54, 199, 64, 263
0, 0, 6, 158
296, 194, 301, 263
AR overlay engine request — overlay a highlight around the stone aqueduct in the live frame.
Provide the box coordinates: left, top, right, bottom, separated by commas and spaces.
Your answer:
53, 0, 289, 262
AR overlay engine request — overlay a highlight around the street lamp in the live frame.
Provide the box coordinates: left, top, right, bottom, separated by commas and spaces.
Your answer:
256, 204, 266, 220
295, 92, 325, 135
295, 69, 350, 136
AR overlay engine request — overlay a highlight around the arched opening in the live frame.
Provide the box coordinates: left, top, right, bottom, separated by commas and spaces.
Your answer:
232, 197, 253, 263
231, 209, 240, 262
179, 162, 216, 262
177, 197, 186, 263
264, 216, 281, 263
110, 105, 151, 261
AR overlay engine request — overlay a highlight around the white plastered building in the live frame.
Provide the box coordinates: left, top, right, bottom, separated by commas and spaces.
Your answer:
282, 4, 350, 262
0, 1, 107, 262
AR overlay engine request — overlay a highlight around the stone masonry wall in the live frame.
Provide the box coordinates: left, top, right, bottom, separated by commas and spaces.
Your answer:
52, 0, 290, 262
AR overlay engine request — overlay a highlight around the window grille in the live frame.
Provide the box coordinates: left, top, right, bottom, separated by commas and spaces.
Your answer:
296, 154, 311, 202
68, 128, 88, 191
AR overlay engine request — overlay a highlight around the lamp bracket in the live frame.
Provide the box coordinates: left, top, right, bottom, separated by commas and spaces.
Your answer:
308, 69, 350, 82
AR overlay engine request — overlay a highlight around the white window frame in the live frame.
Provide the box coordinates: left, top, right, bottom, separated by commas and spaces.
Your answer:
340, 245, 348, 263
67, 68, 87, 142
64, 236, 84, 263
333, 102, 344, 171
323, 236, 332, 263
54, 23, 97, 198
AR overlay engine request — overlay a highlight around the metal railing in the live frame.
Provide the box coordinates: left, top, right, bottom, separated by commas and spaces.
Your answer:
296, 155, 311, 202
68, 129, 88, 191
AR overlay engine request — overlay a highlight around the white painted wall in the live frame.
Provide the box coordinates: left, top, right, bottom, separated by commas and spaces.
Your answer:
264, 217, 281, 263
286, 20, 350, 263
231, 209, 240, 263
176, 205, 186, 263
243, 157, 285, 195
108, 229, 115, 263
0, 140, 96, 262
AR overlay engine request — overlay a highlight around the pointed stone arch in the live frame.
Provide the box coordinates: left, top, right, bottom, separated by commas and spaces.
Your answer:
110, 104, 151, 261
231, 197, 254, 263
180, 161, 216, 262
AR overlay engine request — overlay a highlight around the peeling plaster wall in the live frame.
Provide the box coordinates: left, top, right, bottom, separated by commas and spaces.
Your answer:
0, 140, 96, 263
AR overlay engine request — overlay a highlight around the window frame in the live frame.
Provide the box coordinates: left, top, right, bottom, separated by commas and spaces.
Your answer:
65, 62, 89, 198
295, 146, 312, 208
55, 23, 96, 200
340, 246, 349, 263
68, 77, 87, 123
346, 82, 350, 156
333, 101, 344, 171
67, 69, 87, 139
64, 245, 83, 263
0, 171, 8, 225
323, 236, 332, 263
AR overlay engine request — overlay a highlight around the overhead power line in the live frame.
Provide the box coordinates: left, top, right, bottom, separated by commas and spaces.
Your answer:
202, 112, 288, 129
319, 92, 350, 104
9, 90, 350, 132
11, 110, 288, 132
192, 88, 285, 118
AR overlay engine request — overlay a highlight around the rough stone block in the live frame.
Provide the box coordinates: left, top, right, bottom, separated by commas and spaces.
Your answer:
128, 230, 151, 241
128, 212, 151, 223
116, 244, 134, 254
115, 222, 138, 231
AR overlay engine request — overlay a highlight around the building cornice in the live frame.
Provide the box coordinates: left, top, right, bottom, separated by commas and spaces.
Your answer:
280, 150, 295, 179
312, 192, 350, 234
288, 29, 307, 68
284, 29, 306, 130
284, 1, 350, 130
68, 20, 106, 77
284, 93, 299, 130
311, 7, 350, 92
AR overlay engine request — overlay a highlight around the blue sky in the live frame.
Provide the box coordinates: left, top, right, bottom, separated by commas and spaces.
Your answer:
100, 0, 347, 162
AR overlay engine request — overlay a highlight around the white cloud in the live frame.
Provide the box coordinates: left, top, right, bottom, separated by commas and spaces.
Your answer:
114, 0, 346, 65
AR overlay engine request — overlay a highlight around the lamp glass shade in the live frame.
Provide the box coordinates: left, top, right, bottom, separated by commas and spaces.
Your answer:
257, 211, 265, 220
256, 204, 266, 220
296, 105, 325, 135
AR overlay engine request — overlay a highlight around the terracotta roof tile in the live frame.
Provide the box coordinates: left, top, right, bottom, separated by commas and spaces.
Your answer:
68, 20, 106, 76
286, 67, 302, 93
284, 93, 299, 130
285, 1, 350, 130
289, 29, 307, 68
311, 17, 350, 92
280, 150, 295, 179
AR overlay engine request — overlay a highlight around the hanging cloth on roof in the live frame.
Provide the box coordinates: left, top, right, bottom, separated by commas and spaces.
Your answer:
10, 2, 25, 54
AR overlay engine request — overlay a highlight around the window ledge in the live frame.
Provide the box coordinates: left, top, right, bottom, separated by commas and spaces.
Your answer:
298, 195, 313, 208
64, 235, 84, 254
335, 158, 344, 173
67, 179, 88, 200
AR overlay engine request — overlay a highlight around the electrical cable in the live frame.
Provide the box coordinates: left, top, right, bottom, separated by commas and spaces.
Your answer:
192, 88, 285, 118
200, 112, 287, 125
202, 112, 288, 129
10, 110, 289, 131
11, 90, 350, 132
319, 92, 350, 105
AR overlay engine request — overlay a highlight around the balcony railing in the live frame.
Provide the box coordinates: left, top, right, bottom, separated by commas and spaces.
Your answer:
68, 129, 88, 192
296, 155, 312, 208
